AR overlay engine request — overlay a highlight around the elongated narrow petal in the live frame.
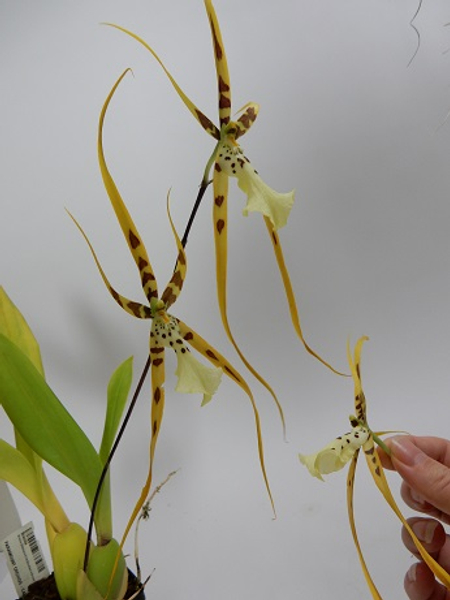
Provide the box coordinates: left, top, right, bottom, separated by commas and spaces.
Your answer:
99, 69, 158, 303
68, 212, 151, 320
161, 191, 188, 309
346, 451, 384, 600
212, 167, 286, 437
177, 318, 276, 516
234, 102, 259, 139
299, 425, 370, 481
348, 336, 369, 422
119, 335, 166, 554
204, 0, 231, 127
264, 217, 346, 376
217, 140, 294, 230
106, 24, 220, 140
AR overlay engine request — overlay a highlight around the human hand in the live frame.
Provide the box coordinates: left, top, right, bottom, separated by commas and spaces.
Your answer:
379, 435, 450, 599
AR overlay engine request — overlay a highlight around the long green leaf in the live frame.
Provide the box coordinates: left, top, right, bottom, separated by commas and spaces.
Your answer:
0, 440, 47, 517
0, 334, 111, 537
0, 288, 71, 530
99, 356, 133, 465
0, 287, 43, 373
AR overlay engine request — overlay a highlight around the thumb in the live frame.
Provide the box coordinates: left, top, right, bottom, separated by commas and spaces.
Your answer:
390, 436, 450, 517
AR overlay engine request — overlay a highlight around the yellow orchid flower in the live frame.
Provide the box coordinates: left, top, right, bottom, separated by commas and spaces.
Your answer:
299, 421, 370, 481
299, 337, 450, 599
70, 69, 276, 558
106, 0, 345, 439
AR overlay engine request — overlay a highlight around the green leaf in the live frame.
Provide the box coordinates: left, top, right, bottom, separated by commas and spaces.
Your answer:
0, 334, 112, 537
99, 356, 133, 465
0, 289, 71, 532
0, 439, 47, 517
0, 287, 43, 373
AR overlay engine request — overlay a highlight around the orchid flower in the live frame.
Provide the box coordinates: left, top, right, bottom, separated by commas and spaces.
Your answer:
299, 337, 450, 598
71, 69, 275, 556
106, 0, 345, 437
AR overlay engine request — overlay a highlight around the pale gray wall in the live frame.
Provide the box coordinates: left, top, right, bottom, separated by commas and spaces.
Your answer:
1, 1, 450, 598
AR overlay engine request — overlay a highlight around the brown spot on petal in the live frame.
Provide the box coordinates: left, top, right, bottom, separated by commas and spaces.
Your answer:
195, 109, 217, 136
216, 219, 225, 234
142, 271, 155, 288
154, 387, 161, 404
110, 287, 123, 307
218, 75, 230, 92
215, 162, 222, 173
163, 292, 177, 307
237, 106, 257, 130
183, 332, 194, 341
375, 466, 381, 477
153, 358, 163, 367
153, 420, 158, 435
176, 249, 186, 266
171, 270, 183, 288
127, 301, 144, 318
209, 17, 223, 60
129, 230, 140, 249
215, 195, 224, 207
224, 365, 240, 382
206, 349, 218, 361
219, 94, 231, 110
138, 257, 149, 270
151, 347, 164, 355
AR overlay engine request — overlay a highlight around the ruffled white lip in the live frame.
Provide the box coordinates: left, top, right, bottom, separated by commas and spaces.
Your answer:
299, 425, 370, 481
217, 141, 294, 230
152, 313, 222, 404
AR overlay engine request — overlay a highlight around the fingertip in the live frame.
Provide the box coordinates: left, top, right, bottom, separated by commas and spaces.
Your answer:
404, 562, 436, 600
402, 517, 447, 555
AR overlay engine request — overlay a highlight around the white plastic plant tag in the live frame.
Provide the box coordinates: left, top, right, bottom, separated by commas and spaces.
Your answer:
1, 521, 50, 598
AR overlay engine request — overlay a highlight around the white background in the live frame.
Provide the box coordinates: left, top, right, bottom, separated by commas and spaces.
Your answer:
1, 1, 450, 598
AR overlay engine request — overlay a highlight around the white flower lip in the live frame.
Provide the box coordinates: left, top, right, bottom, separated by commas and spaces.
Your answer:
217, 141, 295, 230
299, 425, 370, 481
152, 313, 222, 404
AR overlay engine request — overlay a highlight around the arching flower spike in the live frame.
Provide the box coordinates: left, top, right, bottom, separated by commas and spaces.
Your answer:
299, 337, 450, 598
106, 0, 345, 438
71, 69, 276, 553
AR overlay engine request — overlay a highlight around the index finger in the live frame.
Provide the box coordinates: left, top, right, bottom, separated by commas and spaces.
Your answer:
378, 435, 450, 471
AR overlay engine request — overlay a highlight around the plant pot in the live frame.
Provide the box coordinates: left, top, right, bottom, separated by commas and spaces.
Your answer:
17, 569, 146, 600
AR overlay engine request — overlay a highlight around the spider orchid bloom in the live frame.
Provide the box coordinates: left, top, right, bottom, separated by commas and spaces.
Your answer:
71, 69, 275, 554
300, 337, 450, 599
107, 0, 344, 439
216, 123, 294, 230
150, 300, 221, 405
299, 421, 370, 482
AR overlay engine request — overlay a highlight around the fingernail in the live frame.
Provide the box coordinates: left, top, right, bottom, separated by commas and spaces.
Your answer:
410, 488, 427, 508
390, 437, 426, 467
406, 563, 417, 583
412, 520, 438, 544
